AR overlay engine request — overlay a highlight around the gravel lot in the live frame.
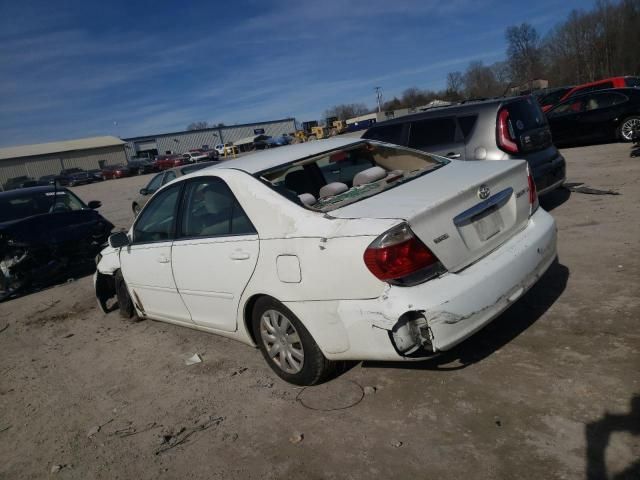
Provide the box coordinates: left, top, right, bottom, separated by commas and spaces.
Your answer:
1, 142, 638, 479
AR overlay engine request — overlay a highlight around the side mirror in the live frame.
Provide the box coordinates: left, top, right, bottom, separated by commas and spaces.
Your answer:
88, 200, 101, 209
139, 188, 148, 195
108, 231, 130, 248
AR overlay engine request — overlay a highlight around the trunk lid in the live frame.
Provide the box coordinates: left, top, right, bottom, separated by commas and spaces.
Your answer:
330, 160, 531, 272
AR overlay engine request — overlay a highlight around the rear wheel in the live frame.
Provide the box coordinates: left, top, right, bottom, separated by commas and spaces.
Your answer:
252, 297, 333, 385
618, 116, 640, 141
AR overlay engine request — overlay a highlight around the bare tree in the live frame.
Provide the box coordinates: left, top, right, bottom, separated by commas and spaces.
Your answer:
542, 0, 640, 86
506, 23, 543, 87
323, 103, 369, 121
463, 61, 504, 98
446, 72, 464, 94
186, 121, 210, 131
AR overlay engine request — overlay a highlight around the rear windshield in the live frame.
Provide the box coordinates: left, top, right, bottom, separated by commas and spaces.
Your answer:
256, 141, 446, 212
0, 190, 86, 222
625, 77, 640, 87
506, 97, 547, 131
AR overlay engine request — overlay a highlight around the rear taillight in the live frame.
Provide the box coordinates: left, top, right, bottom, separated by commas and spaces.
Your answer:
364, 223, 444, 286
497, 108, 519, 154
527, 168, 539, 215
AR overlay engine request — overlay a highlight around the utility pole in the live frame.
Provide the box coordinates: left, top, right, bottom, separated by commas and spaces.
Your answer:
374, 86, 383, 113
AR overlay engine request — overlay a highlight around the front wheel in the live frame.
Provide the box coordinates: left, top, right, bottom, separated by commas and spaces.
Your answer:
252, 297, 333, 385
115, 270, 138, 321
618, 116, 640, 142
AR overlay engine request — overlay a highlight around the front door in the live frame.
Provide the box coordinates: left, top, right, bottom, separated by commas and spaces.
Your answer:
171, 177, 259, 332
120, 183, 193, 323
547, 97, 585, 144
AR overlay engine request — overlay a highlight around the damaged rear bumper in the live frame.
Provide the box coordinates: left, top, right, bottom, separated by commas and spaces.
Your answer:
286, 208, 557, 361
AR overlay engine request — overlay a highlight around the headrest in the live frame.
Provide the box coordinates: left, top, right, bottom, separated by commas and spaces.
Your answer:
353, 166, 387, 186
319, 182, 349, 198
298, 193, 317, 206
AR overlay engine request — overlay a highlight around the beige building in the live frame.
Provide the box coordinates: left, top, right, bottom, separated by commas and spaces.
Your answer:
0, 136, 127, 189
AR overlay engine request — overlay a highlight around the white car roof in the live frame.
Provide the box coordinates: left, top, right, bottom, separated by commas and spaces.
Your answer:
206, 137, 362, 174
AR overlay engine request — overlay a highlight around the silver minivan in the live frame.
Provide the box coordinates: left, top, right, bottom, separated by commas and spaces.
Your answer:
363, 96, 566, 195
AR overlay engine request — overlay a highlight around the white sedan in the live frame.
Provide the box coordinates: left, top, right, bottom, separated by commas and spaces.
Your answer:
95, 138, 557, 385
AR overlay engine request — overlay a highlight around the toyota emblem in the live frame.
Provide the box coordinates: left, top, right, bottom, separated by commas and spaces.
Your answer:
478, 184, 490, 200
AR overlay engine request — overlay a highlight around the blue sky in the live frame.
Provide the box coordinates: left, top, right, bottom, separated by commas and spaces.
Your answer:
0, 0, 596, 147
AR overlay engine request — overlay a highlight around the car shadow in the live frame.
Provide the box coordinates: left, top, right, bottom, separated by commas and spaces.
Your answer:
361, 259, 569, 373
540, 187, 571, 212
585, 395, 640, 480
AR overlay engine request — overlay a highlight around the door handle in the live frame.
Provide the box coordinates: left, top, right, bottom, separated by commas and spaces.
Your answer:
445, 152, 461, 159
156, 255, 170, 264
230, 251, 250, 260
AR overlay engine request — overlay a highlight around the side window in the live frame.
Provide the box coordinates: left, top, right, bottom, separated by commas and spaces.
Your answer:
146, 173, 164, 193
457, 115, 478, 139
585, 92, 627, 111
179, 178, 255, 238
408, 117, 457, 149
163, 171, 176, 185
133, 185, 181, 243
549, 98, 584, 116
363, 124, 405, 145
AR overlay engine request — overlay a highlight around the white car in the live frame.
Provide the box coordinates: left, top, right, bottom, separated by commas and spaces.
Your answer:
95, 138, 557, 385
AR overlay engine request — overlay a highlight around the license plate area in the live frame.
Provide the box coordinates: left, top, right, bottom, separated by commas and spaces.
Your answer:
472, 205, 503, 241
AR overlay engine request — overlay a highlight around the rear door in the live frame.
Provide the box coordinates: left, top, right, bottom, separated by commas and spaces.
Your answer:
407, 117, 466, 160
171, 176, 259, 332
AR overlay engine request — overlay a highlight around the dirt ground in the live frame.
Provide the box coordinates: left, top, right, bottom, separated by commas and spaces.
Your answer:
1, 142, 639, 480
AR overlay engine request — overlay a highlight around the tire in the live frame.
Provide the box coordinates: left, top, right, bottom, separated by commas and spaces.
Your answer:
115, 270, 138, 320
251, 297, 333, 386
617, 116, 640, 142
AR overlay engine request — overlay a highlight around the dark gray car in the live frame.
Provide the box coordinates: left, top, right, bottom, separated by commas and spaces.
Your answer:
363, 96, 566, 195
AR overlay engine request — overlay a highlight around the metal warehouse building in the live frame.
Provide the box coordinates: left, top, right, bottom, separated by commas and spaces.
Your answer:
0, 136, 127, 189
124, 118, 296, 158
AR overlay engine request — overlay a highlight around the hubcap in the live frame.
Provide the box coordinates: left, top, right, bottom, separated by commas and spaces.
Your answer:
259, 309, 304, 374
621, 118, 640, 141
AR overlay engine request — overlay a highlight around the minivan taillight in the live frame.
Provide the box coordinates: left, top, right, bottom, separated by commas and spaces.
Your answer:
364, 223, 444, 286
497, 108, 519, 154
527, 168, 539, 215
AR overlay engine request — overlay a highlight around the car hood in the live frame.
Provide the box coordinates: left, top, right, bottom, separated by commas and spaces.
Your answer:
0, 210, 114, 246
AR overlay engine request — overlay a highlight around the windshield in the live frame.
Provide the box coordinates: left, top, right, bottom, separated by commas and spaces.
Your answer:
0, 189, 87, 222
257, 141, 445, 212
